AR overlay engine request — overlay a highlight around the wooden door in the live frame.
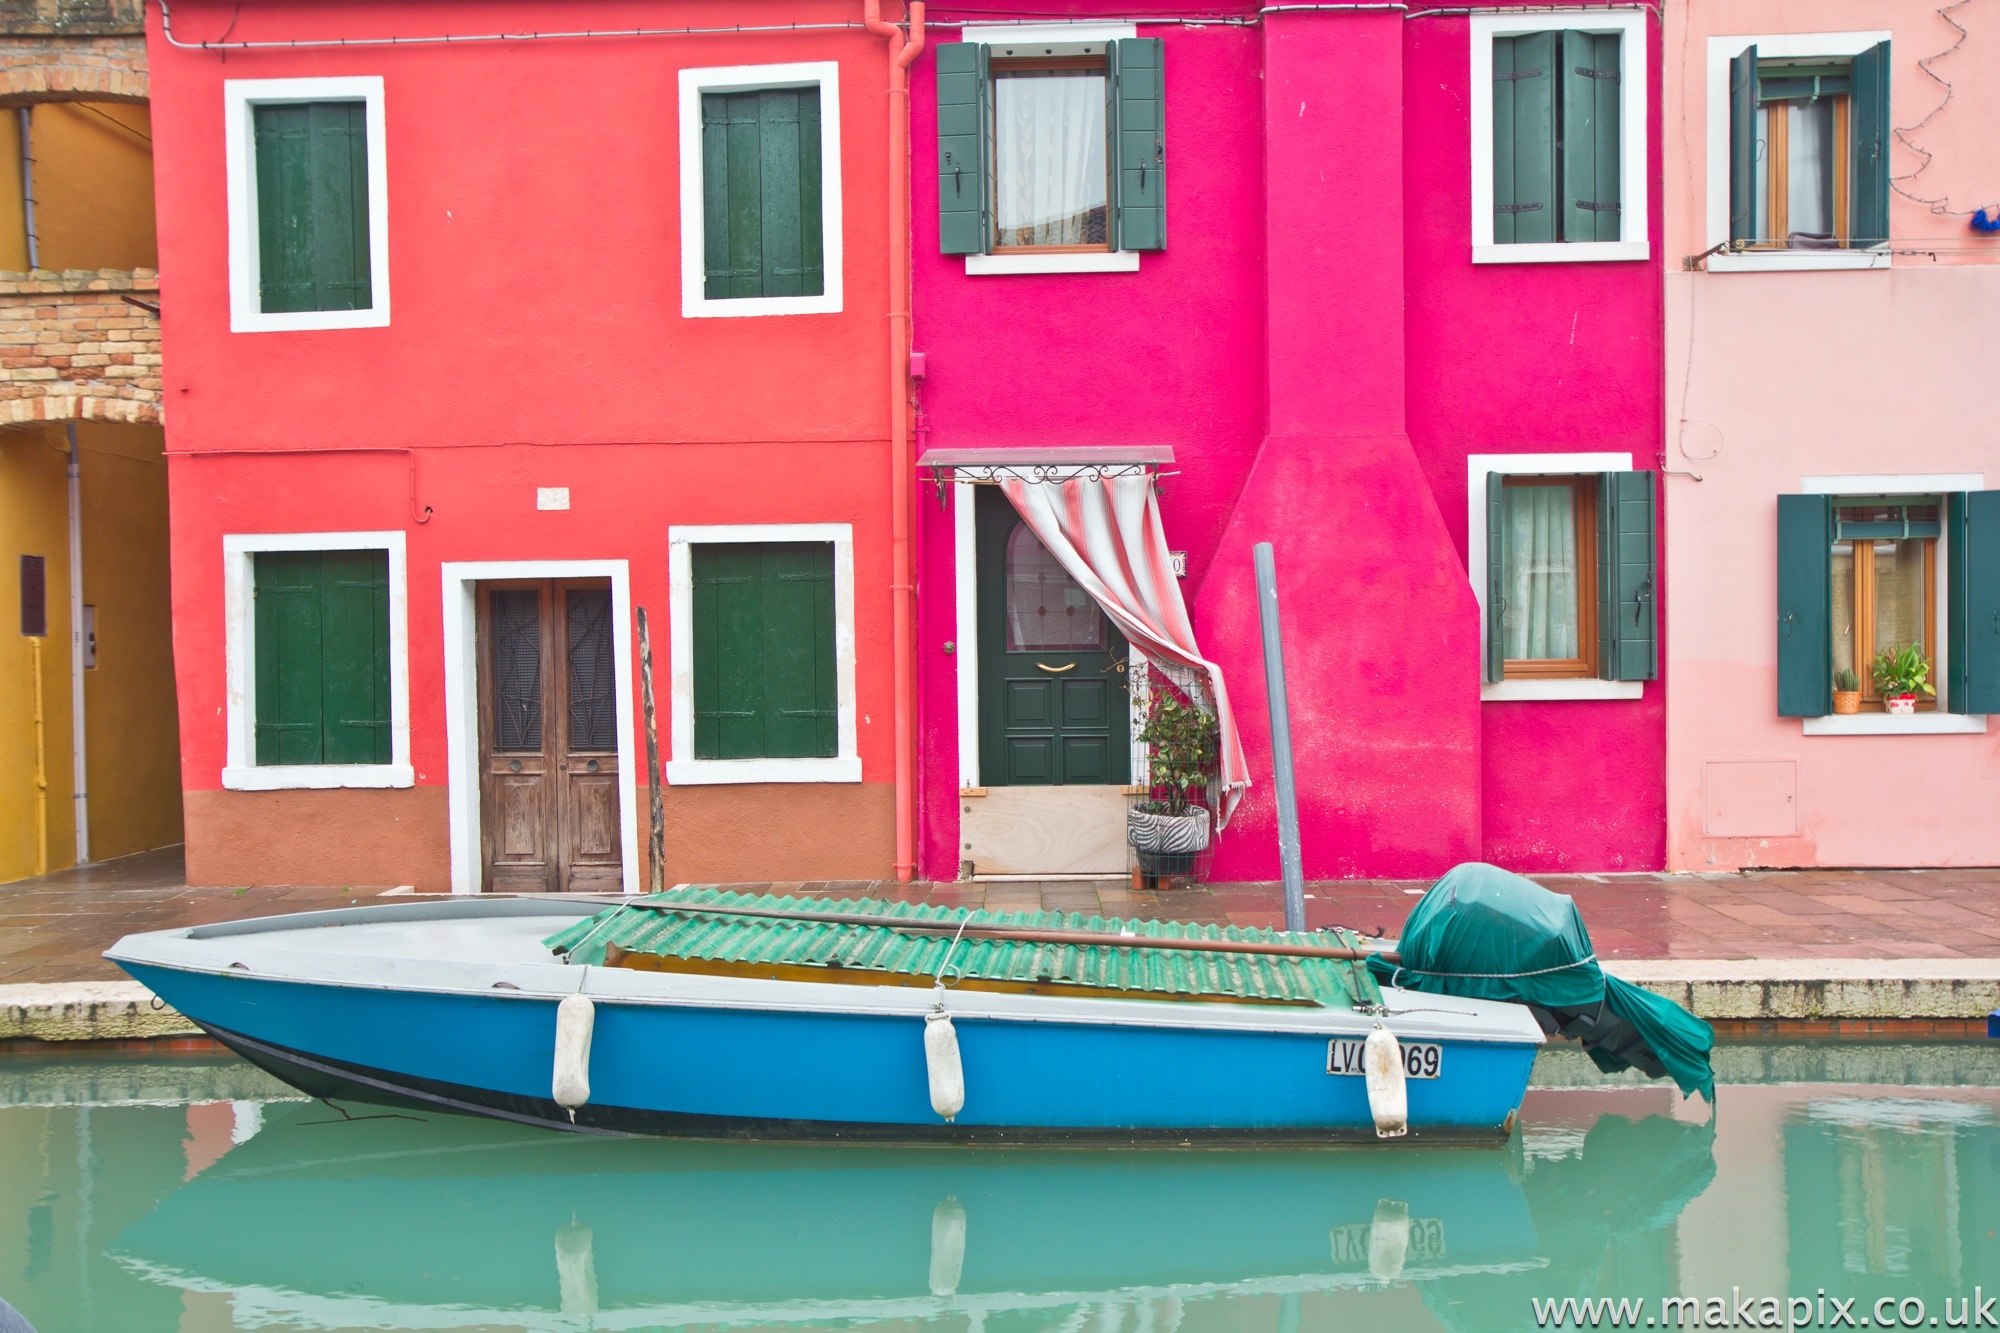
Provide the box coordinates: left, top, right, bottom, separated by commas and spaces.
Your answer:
975, 487, 1130, 786
478, 581, 623, 892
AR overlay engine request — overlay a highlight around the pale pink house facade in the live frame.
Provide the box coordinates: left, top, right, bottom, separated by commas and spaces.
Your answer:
1663, 0, 2000, 869
910, 3, 1669, 882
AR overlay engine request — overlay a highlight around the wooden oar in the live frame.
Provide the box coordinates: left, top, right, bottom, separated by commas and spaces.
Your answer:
615, 898, 1401, 966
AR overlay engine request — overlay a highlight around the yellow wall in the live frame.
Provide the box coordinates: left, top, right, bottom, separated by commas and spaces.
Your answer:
0, 422, 180, 884
0, 111, 24, 271
0, 426, 75, 881
0, 102, 155, 272
79, 421, 181, 860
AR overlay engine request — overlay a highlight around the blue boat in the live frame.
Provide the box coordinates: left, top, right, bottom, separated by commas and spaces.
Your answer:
106, 889, 1548, 1144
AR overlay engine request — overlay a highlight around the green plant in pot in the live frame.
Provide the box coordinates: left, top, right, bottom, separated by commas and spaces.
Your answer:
1128, 684, 1220, 875
1871, 643, 1934, 716
1831, 667, 1862, 715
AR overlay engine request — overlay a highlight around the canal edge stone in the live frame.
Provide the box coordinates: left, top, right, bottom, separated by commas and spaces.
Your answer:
1606, 960, 2000, 1021
0, 981, 201, 1041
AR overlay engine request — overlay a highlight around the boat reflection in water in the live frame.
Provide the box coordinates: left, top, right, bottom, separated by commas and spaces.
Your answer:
113, 1095, 1717, 1332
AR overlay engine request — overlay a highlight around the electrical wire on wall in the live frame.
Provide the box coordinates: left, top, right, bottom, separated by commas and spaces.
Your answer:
1889, 0, 1992, 218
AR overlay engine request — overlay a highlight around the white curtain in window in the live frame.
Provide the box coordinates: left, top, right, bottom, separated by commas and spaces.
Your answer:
993, 74, 1105, 246
1500, 486, 1581, 660
1787, 100, 1833, 237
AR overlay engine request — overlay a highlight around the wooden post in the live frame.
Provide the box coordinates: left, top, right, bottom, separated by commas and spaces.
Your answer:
636, 607, 665, 895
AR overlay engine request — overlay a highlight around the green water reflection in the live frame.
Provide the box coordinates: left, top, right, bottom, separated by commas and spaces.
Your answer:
2, 1045, 1999, 1332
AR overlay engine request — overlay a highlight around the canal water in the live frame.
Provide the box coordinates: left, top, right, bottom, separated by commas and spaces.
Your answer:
3, 1042, 1999, 1333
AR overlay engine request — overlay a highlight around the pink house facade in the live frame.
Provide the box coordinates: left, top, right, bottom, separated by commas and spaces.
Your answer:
1661, 0, 2000, 869
910, 3, 1668, 882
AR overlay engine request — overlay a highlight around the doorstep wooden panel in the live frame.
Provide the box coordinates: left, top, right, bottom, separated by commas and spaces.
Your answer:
960, 785, 1132, 875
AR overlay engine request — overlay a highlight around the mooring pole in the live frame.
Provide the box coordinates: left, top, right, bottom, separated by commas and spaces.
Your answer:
1254, 543, 1307, 932
636, 607, 666, 895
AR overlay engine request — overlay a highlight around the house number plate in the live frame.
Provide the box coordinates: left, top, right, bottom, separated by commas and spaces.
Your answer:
1326, 1039, 1442, 1080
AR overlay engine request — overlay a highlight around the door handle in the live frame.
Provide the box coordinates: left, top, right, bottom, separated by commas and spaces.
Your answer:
1036, 662, 1076, 674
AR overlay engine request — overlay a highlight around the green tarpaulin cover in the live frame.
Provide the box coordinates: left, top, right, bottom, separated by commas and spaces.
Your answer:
1366, 863, 1715, 1102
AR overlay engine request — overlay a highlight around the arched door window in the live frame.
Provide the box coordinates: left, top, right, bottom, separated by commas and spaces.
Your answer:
1004, 525, 1106, 651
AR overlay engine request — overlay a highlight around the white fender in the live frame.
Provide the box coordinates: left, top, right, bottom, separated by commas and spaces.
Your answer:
925, 1010, 965, 1122
1363, 1024, 1408, 1139
1367, 1198, 1411, 1281
929, 1196, 967, 1296
552, 992, 595, 1119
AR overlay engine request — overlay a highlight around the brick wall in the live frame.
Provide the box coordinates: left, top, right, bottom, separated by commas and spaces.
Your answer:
0, 268, 161, 425
0, 33, 144, 103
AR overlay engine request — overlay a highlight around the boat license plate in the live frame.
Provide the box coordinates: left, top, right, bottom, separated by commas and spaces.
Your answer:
1327, 1039, 1443, 1080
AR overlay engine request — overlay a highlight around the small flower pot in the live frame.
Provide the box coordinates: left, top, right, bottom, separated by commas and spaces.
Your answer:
1127, 805, 1212, 857
1886, 695, 1918, 716
1832, 690, 1861, 715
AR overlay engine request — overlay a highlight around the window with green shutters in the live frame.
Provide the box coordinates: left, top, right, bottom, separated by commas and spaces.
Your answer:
254, 101, 374, 314
1776, 490, 2000, 717
690, 542, 837, 760
1482, 469, 1657, 686
936, 37, 1166, 257
253, 549, 392, 765
1728, 42, 1890, 249
701, 88, 824, 300
1491, 30, 1621, 244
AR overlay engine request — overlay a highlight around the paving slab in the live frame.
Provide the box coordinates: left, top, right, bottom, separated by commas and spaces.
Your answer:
10, 847, 2000, 1037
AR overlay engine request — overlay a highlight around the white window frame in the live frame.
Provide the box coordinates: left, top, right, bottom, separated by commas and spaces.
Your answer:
666, 523, 860, 784
225, 77, 391, 333
439, 559, 642, 895
1703, 31, 1894, 273
1800, 472, 1987, 736
222, 530, 412, 790
960, 22, 1140, 278
679, 62, 844, 319
1468, 452, 1643, 701
1469, 9, 1650, 265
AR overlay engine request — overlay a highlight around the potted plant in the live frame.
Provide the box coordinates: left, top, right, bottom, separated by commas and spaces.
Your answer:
1128, 685, 1220, 876
1832, 668, 1861, 715
1871, 643, 1934, 716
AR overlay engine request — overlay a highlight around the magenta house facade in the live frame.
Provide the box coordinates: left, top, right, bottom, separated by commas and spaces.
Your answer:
910, 3, 1666, 882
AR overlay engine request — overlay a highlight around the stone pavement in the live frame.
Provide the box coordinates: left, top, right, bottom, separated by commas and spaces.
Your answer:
7, 847, 2000, 986
6, 848, 2000, 1034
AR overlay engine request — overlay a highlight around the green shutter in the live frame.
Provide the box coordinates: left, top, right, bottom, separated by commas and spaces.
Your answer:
254, 550, 390, 764
320, 550, 392, 764
1597, 471, 1657, 681
1776, 494, 1832, 717
936, 42, 989, 256
703, 89, 824, 300
255, 552, 326, 765
1728, 45, 1758, 245
692, 543, 837, 760
254, 102, 372, 314
1947, 491, 2000, 715
1850, 40, 1890, 245
1561, 31, 1622, 243
1493, 33, 1557, 244
1112, 38, 1166, 252
1485, 472, 1507, 684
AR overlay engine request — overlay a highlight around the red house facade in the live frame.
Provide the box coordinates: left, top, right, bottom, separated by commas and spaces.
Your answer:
151, 0, 922, 890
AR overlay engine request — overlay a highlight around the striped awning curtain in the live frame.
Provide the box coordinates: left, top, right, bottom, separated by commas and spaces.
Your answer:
999, 473, 1252, 828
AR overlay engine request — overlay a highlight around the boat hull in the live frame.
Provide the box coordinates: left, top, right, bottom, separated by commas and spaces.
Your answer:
106, 900, 1545, 1145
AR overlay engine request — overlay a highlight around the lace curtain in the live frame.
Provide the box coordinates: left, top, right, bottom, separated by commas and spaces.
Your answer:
992, 72, 1107, 247
1499, 485, 1581, 660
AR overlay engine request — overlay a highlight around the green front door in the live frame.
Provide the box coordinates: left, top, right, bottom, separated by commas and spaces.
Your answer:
976, 487, 1130, 786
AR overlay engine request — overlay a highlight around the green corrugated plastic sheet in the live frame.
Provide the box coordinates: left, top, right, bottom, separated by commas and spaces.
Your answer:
543, 887, 1381, 1010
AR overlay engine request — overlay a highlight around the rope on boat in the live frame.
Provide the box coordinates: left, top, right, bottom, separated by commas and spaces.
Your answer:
1387, 954, 1597, 987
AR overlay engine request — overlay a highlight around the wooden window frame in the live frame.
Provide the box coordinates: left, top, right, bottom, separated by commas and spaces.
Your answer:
988, 54, 1114, 257
1836, 535, 1938, 711
1755, 87, 1851, 247
1500, 476, 1600, 681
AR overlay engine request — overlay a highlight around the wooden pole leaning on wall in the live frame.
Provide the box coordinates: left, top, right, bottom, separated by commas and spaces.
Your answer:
636, 607, 666, 895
